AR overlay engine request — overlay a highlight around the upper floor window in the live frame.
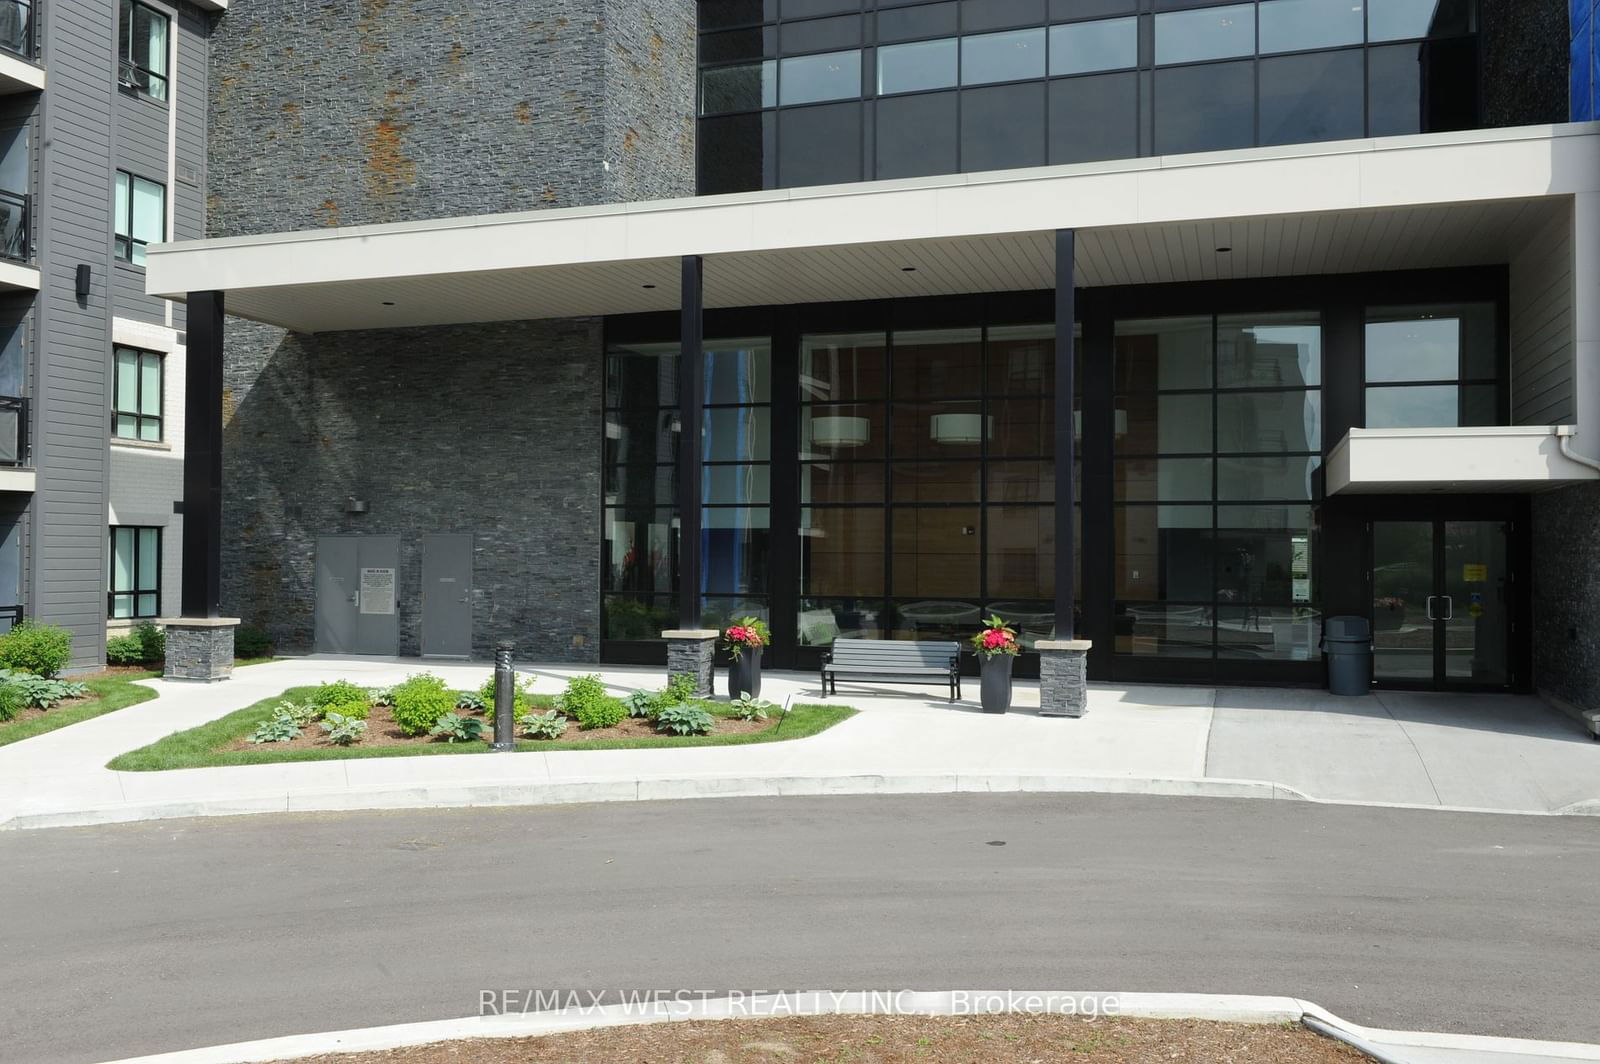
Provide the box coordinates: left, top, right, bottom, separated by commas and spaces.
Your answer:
112, 345, 162, 441
0, 124, 26, 264
118, 0, 168, 101
109, 525, 160, 619
114, 170, 164, 266
0, 0, 34, 60
1364, 304, 1499, 428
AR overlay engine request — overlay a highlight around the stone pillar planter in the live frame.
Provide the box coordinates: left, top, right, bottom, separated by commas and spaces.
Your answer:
159, 617, 241, 682
662, 629, 718, 698
979, 653, 1013, 713
728, 646, 762, 699
1037, 639, 1092, 717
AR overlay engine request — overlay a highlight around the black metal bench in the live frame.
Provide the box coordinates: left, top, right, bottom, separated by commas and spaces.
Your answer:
820, 639, 962, 702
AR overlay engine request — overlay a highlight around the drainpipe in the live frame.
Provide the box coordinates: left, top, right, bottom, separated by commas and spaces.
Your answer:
1555, 425, 1600, 474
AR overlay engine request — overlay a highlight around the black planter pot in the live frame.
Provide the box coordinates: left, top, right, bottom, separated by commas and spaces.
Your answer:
979, 654, 1014, 714
728, 647, 763, 699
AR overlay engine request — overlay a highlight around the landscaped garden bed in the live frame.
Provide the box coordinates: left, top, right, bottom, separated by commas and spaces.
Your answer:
0, 621, 165, 748
108, 672, 855, 771
273, 1014, 1372, 1063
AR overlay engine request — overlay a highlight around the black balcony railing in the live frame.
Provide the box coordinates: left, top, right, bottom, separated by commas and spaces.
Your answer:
0, 395, 27, 466
0, 605, 20, 632
0, 0, 32, 61
0, 189, 26, 264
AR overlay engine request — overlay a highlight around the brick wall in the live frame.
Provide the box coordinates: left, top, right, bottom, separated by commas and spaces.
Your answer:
208, 0, 695, 659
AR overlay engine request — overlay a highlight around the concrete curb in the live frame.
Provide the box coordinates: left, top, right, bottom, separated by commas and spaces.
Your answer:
2, 773, 1306, 830
5, 769, 1597, 831
92, 991, 1600, 1064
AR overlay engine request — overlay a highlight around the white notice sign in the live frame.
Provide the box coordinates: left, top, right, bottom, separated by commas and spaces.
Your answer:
359, 567, 396, 615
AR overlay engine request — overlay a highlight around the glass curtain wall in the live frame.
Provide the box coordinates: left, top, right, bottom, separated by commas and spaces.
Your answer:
1364, 303, 1498, 427
602, 338, 774, 640
799, 323, 1075, 649
1112, 313, 1321, 663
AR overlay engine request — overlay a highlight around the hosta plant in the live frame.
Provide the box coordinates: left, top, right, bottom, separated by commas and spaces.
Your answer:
623, 690, 654, 718
370, 686, 396, 707
455, 690, 486, 712
430, 712, 486, 743
518, 709, 568, 740
730, 695, 772, 722
654, 703, 715, 736
250, 713, 301, 744
320, 712, 367, 746
0, 671, 88, 710
276, 699, 319, 727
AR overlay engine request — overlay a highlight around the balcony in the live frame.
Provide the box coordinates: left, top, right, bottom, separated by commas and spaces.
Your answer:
0, 394, 32, 493
0, 189, 34, 291
0, 1, 41, 95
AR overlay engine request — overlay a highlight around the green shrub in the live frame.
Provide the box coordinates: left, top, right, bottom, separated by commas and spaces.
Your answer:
234, 625, 273, 659
106, 622, 165, 666
664, 673, 697, 703
455, 690, 486, 712
105, 634, 144, 666
276, 699, 319, 727
0, 670, 87, 709
0, 621, 72, 678
324, 697, 370, 722
0, 681, 23, 722
320, 712, 366, 746
389, 673, 454, 736
250, 713, 300, 744
430, 712, 485, 743
560, 674, 623, 729
478, 674, 535, 716
308, 680, 367, 709
731, 695, 772, 722
654, 703, 715, 736
623, 690, 653, 718
518, 709, 568, 739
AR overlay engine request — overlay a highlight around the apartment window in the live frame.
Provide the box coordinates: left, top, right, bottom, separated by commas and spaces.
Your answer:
118, 0, 169, 101
114, 170, 165, 266
109, 526, 160, 619
112, 346, 162, 441
1364, 304, 1499, 428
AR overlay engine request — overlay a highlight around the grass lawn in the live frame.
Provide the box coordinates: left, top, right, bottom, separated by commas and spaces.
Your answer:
108, 685, 856, 771
0, 670, 160, 749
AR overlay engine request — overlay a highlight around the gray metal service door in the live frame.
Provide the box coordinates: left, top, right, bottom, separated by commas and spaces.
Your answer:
421, 534, 473, 657
314, 535, 401, 655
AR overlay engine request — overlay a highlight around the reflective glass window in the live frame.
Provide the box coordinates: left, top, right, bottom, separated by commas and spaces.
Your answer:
1152, 60, 1255, 155
877, 1, 959, 42
1048, 72, 1138, 164
779, 49, 861, 105
778, 101, 862, 186
875, 91, 960, 177
959, 82, 1046, 170
960, 0, 1046, 33
1049, 17, 1137, 76
1257, 0, 1364, 53
878, 37, 958, 94
1258, 49, 1364, 145
960, 27, 1046, 85
1154, 4, 1254, 65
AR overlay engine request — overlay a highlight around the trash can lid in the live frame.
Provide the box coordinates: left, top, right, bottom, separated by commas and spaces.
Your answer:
1324, 615, 1371, 641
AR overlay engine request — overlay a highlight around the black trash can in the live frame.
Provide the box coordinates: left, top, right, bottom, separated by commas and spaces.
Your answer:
1323, 615, 1372, 696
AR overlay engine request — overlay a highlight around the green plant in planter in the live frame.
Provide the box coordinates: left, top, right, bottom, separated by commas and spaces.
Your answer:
654, 703, 714, 736
320, 712, 367, 746
430, 712, 485, 743
250, 713, 301, 744
518, 709, 568, 739
389, 673, 454, 736
730, 695, 772, 722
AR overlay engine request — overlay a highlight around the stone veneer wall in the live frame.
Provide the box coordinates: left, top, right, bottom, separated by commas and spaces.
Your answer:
207, 0, 695, 660
1480, 0, 1569, 128
1531, 482, 1600, 711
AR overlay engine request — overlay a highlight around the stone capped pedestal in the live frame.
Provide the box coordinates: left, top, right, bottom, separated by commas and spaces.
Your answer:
1036, 639, 1092, 717
160, 617, 241, 682
662, 629, 719, 698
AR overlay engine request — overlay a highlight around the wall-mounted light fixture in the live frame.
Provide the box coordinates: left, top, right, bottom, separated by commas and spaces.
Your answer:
75, 265, 92, 298
930, 412, 993, 444
809, 415, 870, 448
344, 497, 368, 515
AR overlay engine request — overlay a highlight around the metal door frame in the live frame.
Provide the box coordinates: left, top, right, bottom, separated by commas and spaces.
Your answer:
420, 533, 473, 659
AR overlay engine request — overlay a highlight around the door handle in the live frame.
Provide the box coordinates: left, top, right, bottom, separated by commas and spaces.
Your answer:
1440, 595, 1453, 620
1425, 595, 1436, 621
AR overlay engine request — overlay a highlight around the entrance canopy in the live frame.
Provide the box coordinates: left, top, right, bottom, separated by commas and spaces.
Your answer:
147, 124, 1597, 335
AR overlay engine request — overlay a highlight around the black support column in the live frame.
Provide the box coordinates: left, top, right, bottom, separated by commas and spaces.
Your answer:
181, 290, 224, 618
1053, 230, 1077, 639
677, 256, 704, 630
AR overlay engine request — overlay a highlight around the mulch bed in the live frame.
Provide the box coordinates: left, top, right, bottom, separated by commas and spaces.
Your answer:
226, 702, 778, 753
3, 695, 92, 727
280, 1014, 1372, 1063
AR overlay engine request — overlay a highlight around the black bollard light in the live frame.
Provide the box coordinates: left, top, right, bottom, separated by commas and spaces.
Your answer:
491, 640, 516, 751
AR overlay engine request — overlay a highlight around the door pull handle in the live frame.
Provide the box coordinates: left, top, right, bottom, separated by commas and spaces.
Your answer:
1425, 595, 1436, 621
1441, 595, 1453, 620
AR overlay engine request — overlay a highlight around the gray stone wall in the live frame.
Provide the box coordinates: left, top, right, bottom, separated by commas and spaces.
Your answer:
1532, 483, 1600, 710
221, 318, 603, 661
207, 0, 695, 235
207, 0, 695, 661
1480, 0, 1568, 128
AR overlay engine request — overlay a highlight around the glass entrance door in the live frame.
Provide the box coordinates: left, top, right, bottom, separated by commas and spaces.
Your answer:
1371, 519, 1510, 689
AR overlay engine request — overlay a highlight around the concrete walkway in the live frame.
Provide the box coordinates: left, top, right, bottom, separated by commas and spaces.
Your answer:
0, 654, 1595, 828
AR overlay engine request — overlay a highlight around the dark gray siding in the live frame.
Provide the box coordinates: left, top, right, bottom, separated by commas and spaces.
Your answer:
110, 14, 173, 325
36, 0, 117, 669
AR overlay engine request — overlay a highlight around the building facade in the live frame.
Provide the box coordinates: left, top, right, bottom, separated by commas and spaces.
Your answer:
145, 0, 1600, 712
0, 0, 214, 670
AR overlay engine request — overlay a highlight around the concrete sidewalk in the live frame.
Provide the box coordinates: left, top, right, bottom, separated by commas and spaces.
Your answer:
0, 654, 1595, 829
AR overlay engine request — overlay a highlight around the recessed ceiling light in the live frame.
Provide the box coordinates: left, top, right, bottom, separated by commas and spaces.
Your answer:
901, 266, 917, 272
1215, 246, 1232, 254
642, 283, 657, 289
381, 301, 396, 306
